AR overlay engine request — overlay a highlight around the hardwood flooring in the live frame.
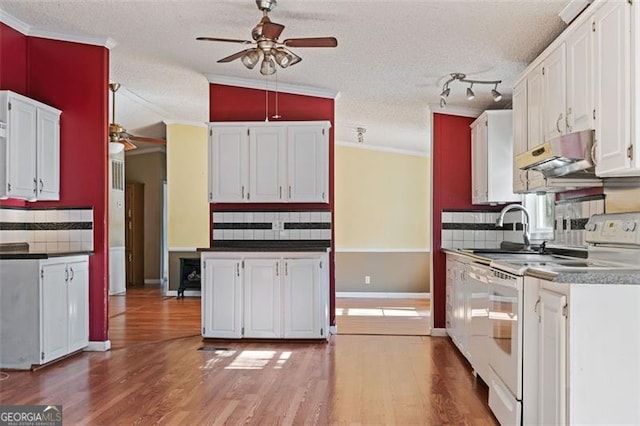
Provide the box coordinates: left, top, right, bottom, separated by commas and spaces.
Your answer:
0, 287, 497, 425
335, 297, 430, 336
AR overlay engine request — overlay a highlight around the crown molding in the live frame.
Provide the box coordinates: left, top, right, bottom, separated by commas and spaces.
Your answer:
427, 103, 483, 118
336, 140, 429, 158
0, 9, 116, 49
163, 119, 208, 128
0, 9, 31, 34
205, 74, 340, 100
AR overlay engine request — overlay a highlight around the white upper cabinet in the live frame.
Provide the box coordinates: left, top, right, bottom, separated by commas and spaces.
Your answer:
566, 18, 594, 134
209, 121, 330, 203
593, 0, 633, 176
542, 44, 567, 142
287, 125, 329, 203
208, 126, 249, 202
512, 80, 529, 193
471, 110, 519, 205
249, 126, 286, 202
0, 90, 61, 201
512, 0, 639, 179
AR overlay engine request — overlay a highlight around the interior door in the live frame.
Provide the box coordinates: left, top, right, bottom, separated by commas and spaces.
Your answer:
125, 183, 145, 287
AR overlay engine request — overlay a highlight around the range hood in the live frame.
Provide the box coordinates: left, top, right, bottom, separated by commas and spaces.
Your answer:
516, 129, 596, 178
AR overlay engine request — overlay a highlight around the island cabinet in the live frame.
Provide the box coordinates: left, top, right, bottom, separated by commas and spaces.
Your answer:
0, 255, 89, 369
201, 252, 329, 340
208, 121, 330, 203
0, 90, 61, 201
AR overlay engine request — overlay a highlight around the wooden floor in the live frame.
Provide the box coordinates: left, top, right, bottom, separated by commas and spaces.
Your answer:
335, 297, 430, 336
0, 286, 497, 425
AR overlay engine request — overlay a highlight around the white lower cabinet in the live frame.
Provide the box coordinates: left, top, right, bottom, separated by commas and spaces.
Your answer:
528, 278, 640, 425
201, 252, 329, 339
0, 255, 89, 369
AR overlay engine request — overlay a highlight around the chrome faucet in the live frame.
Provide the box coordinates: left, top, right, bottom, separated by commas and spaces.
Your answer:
496, 204, 531, 251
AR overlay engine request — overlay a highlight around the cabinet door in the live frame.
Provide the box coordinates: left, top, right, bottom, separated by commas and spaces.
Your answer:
249, 126, 286, 202
202, 258, 243, 338
538, 289, 567, 426
243, 259, 281, 338
445, 257, 455, 336
471, 120, 488, 204
287, 126, 328, 203
283, 258, 323, 338
593, 1, 632, 176
40, 262, 69, 364
543, 43, 567, 141
512, 80, 529, 193
7, 95, 37, 199
566, 19, 593, 134
209, 126, 249, 202
67, 259, 89, 353
527, 64, 547, 188
36, 107, 60, 200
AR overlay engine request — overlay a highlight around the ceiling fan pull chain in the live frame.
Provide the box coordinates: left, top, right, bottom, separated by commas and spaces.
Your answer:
273, 72, 281, 119
264, 74, 270, 122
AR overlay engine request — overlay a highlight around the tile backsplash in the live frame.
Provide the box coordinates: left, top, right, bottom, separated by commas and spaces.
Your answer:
212, 210, 331, 243
0, 207, 94, 252
441, 210, 515, 249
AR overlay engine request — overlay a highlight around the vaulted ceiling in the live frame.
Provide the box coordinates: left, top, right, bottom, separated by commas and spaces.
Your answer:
0, 0, 569, 153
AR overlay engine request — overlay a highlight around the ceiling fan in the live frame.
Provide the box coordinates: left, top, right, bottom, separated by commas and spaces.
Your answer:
196, 0, 338, 75
108, 83, 166, 154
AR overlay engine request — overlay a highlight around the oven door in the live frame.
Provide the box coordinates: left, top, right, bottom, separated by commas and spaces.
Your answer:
487, 271, 523, 400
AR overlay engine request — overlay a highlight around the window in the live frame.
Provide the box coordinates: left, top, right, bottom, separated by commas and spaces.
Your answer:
522, 193, 555, 241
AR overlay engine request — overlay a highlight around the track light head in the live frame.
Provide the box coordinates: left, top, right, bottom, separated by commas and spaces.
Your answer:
466, 84, 475, 100
491, 84, 502, 102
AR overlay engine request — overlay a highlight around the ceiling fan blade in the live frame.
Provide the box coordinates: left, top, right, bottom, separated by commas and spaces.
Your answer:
283, 37, 337, 48
129, 135, 166, 145
119, 138, 137, 151
262, 22, 285, 40
217, 49, 254, 63
196, 37, 253, 45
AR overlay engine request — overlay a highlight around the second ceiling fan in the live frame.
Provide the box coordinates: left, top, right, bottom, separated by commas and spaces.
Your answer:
197, 0, 338, 75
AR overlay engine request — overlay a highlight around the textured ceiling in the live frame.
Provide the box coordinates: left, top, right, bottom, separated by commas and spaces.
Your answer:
0, 0, 569, 153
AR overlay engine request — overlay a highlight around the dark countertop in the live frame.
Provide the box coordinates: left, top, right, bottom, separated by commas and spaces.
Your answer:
200, 240, 331, 252
0, 251, 94, 260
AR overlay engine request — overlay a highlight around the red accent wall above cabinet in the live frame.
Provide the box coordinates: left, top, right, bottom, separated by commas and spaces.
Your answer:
0, 23, 28, 94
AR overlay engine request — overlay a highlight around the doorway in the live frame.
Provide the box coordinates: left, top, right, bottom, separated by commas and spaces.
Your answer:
125, 182, 144, 287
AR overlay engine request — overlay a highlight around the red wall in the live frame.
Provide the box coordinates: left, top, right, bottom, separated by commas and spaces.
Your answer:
0, 25, 110, 342
209, 83, 337, 324
0, 23, 28, 94
431, 113, 504, 328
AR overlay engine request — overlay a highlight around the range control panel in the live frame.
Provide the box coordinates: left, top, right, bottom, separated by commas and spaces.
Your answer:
585, 212, 640, 246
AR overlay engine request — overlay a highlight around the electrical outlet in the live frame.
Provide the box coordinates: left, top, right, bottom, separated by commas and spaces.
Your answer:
365, 275, 371, 285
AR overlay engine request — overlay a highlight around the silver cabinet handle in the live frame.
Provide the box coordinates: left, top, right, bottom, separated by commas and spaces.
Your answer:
69, 267, 74, 281
288, 186, 291, 199
33, 178, 37, 194
64, 267, 69, 282
591, 140, 598, 166
556, 113, 563, 134
279, 186, 282, 199
276, 262, 279, 276
236, 263, 240, 277
285, 262, 288, 276
565, 108, 572, 133
241, 185, 245, 199
39, 179, 43, 193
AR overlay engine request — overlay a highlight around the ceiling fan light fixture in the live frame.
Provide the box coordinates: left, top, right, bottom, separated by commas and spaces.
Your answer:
109, 142, 125, 155
260, 54, 276, 75
273, 48, 295, 68
241, 48, 262, 69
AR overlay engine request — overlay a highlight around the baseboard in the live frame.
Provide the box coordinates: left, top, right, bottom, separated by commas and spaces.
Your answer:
85, 340, 111, 352
329, 325, 338, 335
144, 279, 161, 285
336, 292, 430, 299
430, 328, 448, 337
165, 290, 201, 297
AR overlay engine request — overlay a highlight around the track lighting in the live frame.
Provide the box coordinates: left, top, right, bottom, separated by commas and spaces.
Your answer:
466, 84, 475, 100
491, 84, 503, 102
439, 73, 503, 106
